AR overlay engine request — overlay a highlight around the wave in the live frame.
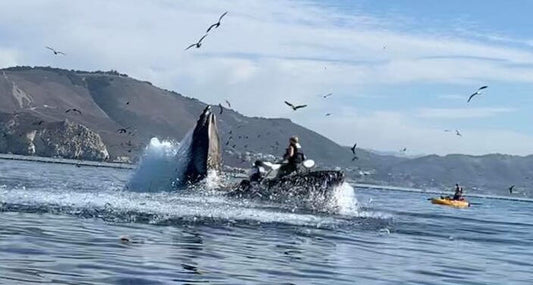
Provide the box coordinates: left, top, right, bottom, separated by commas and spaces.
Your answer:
0, 182, 388, 230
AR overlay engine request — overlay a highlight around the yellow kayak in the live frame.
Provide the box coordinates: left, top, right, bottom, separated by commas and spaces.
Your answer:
430, 197, 470, 208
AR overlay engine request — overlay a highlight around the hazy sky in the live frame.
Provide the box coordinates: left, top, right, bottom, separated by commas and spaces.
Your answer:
1, 0, 533, 155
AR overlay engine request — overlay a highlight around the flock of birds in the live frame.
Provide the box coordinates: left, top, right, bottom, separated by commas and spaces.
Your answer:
40, 11, 520, 194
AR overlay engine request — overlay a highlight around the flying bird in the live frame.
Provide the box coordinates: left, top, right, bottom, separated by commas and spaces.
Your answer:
65, 108, 82, 115
350, 143, 357, 155
351, 156, 359, 161
325, 113, 331, 116
225, 100, 231, 108
46, 46, 65, 55
467, 86, 488, 103
284, 101, 307, 111
456, 130, 462, 137
218, 103, 224, 114
509, 185, 515, 194
322, 93, 333, 98
400, 148, 407, 152
206, 11, 228, 33
185, 34, 208, 50
117, 128, 128, 134
444, 129, 451, 132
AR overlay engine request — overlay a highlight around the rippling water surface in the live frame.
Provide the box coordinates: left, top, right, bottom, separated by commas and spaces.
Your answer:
1, 159, 532, 284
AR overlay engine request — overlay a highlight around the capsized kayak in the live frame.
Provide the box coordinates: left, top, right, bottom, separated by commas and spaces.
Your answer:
430, 197, 470, 208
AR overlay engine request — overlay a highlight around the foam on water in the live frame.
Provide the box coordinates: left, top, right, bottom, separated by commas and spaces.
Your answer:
0, 186, 365, 228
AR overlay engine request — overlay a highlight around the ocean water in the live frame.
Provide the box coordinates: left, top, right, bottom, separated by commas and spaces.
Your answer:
1, 159, 533, 284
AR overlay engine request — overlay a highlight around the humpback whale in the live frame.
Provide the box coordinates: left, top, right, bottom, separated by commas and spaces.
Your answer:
185, 106, 221, 183
127, 106, 221, 191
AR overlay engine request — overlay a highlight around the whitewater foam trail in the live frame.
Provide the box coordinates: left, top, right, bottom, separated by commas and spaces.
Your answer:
126, 133, 193, 192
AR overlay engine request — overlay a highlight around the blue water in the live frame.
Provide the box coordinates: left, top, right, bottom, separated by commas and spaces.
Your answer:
1, 159, 533, 284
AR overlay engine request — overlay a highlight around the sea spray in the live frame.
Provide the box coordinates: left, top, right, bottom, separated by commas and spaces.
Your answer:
126, 133, 193, 191
327, 182, 359, 214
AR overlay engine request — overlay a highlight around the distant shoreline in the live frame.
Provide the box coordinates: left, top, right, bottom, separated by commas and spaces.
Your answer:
354, 183, 532, 202
0, 153, 135, 169
1, 153, 530, 201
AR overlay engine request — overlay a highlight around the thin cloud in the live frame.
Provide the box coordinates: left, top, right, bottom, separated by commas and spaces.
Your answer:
0, 0, 533, 155
415, 107, 515, 119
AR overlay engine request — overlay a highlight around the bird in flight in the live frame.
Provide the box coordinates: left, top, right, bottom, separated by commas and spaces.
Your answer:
467, 86, 488, 103
350, 143, 357, 155
322, 93, 333, 98
65, 108, 82, 115
284, 101, 307, 111
325, 113, 331, 116
46, 46, 65, 55
185, 34, 208, 50
351, 155, 359, 161
509, 185, 515, 194
206, 11, 228, 33
456, 130, 462, 137
225, 100, 231, 108
117, 128, 128, 134
400, 147, 407, 152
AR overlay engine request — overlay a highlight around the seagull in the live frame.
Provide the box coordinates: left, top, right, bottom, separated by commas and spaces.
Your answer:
322, 93, 333, 98
456, 130, 462, 137
225, 100, 231, 108
126, 101, 130, 105
206, 11, 228, 33
65, 108, 82, 115
325, 113, 331, 116
400, 147, 407, 152
117, 128, 128, 134
284, 101, 307, 111
185, 34, 208, 50
467, 86, 488, 103
351, 156, 359, 161
350, 143, 357, 155
444, 129, 451, 132
218, 103, 224, 114
509, 185, 515, 194
46, 46, 65, 55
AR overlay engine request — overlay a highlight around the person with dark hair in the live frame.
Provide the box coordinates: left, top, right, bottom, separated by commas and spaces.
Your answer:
250, 160, 267, 182
276, 136, 305, 178
453, 184, 464, 200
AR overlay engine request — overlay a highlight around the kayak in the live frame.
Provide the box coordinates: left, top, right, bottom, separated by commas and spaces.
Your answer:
430, 197, 470, 208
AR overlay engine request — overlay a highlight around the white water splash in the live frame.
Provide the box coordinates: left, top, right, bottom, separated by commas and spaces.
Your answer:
204, 169, 222, 190
127, 133, 192, 191
329, 182, 359, 215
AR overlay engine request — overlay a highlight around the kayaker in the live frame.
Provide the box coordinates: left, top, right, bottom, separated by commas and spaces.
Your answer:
276, 136, 305, 178
452, 184, 464, 200
249, 160, 267, 182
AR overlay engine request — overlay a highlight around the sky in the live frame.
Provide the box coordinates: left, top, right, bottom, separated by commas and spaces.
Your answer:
1, 0, 533, 156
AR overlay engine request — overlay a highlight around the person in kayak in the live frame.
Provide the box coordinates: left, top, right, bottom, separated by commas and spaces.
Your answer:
249, 160, 267, 182
276, 136, 305, 178
452, 184, 464, 200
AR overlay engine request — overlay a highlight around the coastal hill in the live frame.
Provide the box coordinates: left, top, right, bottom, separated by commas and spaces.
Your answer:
0, 66, 531, 196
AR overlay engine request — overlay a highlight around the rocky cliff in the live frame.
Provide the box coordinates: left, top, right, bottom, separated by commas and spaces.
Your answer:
0, 112, 108, 161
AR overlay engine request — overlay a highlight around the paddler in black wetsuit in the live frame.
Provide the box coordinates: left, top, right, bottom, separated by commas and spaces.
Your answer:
276, 136, 305, 178
453, 185, 464, 200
